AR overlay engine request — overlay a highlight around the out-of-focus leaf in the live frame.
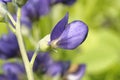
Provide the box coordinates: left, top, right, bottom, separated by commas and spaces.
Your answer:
73, 29, 120, 74
0, 23, 8, 36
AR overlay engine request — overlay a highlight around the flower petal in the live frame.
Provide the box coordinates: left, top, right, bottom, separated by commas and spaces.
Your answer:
46, 62, 62, 76
0, 32, 19, 58
66, 64, 86, 80
3, 62, 25, 74
50, 13, 68, 41
38, 0, 50, 16
58, 20, 88, 49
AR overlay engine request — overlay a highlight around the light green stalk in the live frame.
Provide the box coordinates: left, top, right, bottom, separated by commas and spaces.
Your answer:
15, 7, 34, 80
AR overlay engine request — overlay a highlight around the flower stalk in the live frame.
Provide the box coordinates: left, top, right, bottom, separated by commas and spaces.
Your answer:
30, 44, 39, 68
15, 7, 34, 80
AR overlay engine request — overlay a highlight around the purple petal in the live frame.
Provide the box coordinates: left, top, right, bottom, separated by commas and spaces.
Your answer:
21, 15, 32, 28
0, 32, 19, 58
46, 62, 62, 76
46, 61, 70, 76
3, 0, 11, 2
0, 74, 7, 80
67, 64, 86, 80
38, 0, 50, 16
3, 62, 25, 75
57, 20, 88, 49
1, 0, 11, 3
22, 3, 38, 20
50, 13, 69, 41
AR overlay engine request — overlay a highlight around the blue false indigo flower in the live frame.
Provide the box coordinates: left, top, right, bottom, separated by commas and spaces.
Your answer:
46, 61, 70, 76
2, 62, 25, 80
66, 64, 86, 80
0, 32, 19, 59
49, 13, 88, 50
3, 62, 25, 74
21, 0, 50, 21
0, 74, 7, 80
0, 74, 18, 80
20, 0, 76, 28
0, 0, 11, 3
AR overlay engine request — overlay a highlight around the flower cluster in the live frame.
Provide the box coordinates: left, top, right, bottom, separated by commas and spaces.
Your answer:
0, 0, 88, 80
19, 0, 76, 28
0, 52, 86, 80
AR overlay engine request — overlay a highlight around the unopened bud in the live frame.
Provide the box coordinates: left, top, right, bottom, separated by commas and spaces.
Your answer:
15, 0, 27, 7
39, 34, 51, 52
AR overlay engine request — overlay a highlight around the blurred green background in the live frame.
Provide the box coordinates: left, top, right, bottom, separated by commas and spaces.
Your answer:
50, 0, 120, 80
0, 0, 120, 80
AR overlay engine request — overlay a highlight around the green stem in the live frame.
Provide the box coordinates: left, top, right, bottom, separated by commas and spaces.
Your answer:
7, 12, 16, 27
15, 7, 34, 80
30, 44, 39, 68
8, 23, 16, 33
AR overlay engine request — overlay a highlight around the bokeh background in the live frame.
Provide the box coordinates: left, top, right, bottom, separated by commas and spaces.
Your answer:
0, 0, 120, 80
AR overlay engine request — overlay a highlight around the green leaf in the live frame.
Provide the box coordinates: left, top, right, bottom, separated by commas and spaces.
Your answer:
73, 29, 119, 74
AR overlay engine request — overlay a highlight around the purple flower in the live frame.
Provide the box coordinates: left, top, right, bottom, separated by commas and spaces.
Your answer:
46, 61, 70, 76
22, 0, 50, 21
0, 0, 11, 3
66, 64, 86, 80
0, 32, 19, 59
2, 62, 25, 80
0, 74, 7, 80
45, 61, 86, 80
3, 62, 25, 74
49, 13, 88, 49
19, 0, 76, 28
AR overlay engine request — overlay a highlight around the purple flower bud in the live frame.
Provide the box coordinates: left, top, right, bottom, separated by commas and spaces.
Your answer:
0, 32, 19, 59
66, 64, 86, 80
50, 13, 88, 50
